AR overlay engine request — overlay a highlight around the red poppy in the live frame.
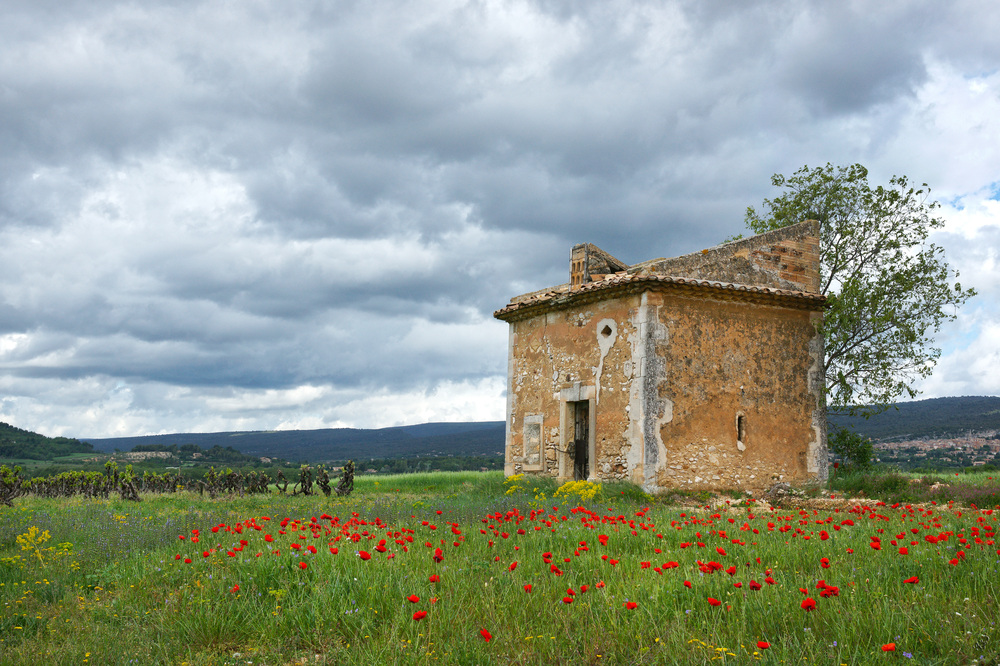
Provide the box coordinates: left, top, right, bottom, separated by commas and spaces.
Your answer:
757, 641, 770, 649
898, 547, 908, 555
562, 596, 573, 604
509, 561, 518, 572
433, 548, 444, 563
707, 597, 721, 607
407, 594, 420, 603
230, 584, 240, 593
480, 628, 492, 642
801, 598, 816, 611
184, 558, 192, 564
596, 581, 606, 589
330, 547, 338, 554
359, 550, 371, 561
903, 576, 919, 584
882, 643, 895, 652
429, 574, 440, 583
820, 557, 830, 568
298, 561, 308, 570
413, 610, 427, 620
625, 601, 638, 609
524, 584, 532, 593
716, 547, 727, 556
683, 580, 692, 588
749, 580, 762, 590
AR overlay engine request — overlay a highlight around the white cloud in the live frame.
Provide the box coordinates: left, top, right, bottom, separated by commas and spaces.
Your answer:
916, 320, 1000, 399
878, 62, 1000, 196
1, 0, 1000, 437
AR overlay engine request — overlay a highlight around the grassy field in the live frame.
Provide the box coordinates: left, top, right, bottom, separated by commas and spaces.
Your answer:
1, 471, 998, 665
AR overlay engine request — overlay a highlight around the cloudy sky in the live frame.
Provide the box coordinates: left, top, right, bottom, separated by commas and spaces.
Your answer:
1, 0, 998, 438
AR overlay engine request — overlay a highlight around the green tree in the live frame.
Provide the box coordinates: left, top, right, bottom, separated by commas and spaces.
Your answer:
828, 428, 874, 470
745, 163, 975, 417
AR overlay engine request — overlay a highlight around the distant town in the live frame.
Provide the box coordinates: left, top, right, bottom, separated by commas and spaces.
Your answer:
874, 432, 1000, 470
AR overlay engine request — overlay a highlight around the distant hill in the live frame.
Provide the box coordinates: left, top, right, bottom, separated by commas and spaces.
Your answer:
82, 421, 506, 463
0, 422, 94, 460
829, 396, 1000, 441
59, 396, 1000, 465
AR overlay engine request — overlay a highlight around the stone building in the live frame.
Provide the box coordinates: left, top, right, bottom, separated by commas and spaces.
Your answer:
493, 220, 828, 493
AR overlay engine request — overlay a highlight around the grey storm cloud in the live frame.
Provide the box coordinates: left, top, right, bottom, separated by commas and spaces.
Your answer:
1, 0, 999, 436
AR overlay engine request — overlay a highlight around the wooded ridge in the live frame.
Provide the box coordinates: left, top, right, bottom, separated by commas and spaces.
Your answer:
3, 396, 997, 464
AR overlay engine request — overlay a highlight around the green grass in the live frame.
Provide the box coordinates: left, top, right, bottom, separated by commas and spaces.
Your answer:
0, 472, 998, 664
831, 468, 1000, 507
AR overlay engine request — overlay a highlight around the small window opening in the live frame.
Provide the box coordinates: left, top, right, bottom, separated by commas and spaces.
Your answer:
600, 324, 613, 338
736, 415, 746, 443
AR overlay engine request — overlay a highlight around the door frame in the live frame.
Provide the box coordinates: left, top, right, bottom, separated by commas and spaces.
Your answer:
557, 383, 596, 483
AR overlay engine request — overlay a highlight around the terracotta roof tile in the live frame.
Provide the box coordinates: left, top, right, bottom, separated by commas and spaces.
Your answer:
494, 272, 825, 320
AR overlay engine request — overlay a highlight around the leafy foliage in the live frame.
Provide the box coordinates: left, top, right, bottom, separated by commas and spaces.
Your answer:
745, 163, 975, 416
828, 428, 874, 470
828, 396, 1000, 441
0, 422, 93, 460
131, 442, 276, 465
84, 421, 506, 462
360, 455, 503, 474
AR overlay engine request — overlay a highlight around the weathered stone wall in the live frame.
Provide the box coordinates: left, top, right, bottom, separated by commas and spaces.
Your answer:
499, 221, 826, 493
504, 297, 639, 481
503, 286, 826, 493
631, 220, 821, 293
647, 290, 826, 492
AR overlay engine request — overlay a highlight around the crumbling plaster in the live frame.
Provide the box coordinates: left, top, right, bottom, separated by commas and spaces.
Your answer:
501, 290, 825, 492
645, 291, 825, 492
497, 221, 827, 494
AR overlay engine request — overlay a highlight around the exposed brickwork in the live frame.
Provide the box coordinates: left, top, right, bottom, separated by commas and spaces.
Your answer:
570, 243, 629, 288
629, 220, 821, 294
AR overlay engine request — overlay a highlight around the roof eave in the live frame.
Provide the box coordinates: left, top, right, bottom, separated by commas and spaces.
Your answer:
493, 275, 826, 322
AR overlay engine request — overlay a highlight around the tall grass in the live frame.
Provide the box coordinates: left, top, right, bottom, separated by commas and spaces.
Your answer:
1, 472, 997, 664
832, 468, 1000, 507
